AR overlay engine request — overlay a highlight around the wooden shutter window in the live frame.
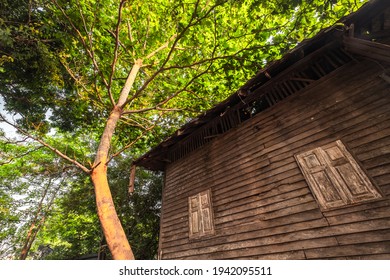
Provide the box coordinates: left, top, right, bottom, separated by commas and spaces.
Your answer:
189, 197, 200, 234
188, 189, 215, 239
295, 140, 382, 210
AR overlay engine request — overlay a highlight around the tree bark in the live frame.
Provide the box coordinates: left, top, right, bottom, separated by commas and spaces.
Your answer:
90, 106, 135, 260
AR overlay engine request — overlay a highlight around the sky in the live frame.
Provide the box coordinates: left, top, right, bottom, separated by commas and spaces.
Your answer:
0, 96, 18, 138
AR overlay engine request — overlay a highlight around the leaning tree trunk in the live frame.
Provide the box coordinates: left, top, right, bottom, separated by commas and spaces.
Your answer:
90, 105, 135, 260
90, 59, 142, 260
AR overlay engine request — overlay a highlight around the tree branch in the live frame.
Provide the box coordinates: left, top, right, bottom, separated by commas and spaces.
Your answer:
51, 0, 109, 89
108, 123, 156, 162
107, 0, 127, 106
0, 115, 90, 173
123, 58, 214, 115
145, 34, 178, 60
0, 146, 43, 166
123, 0, 227, 108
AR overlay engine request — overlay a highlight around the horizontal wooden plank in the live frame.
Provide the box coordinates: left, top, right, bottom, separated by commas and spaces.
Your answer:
344, 37, 390, 63
235, 250, 306, 260
328, 253, 390, 260
215, 187, 311, 219
326, 206, 390, 225
215, 194, 315, 226
167, 237, 339, 259
162, 164, 303, 221
305, 241, 390, 259
337, 229, 390, 245
382, 185, 390, 196
362, 153, 390, 169
353, 135, 390, 157
368, 163, 390, 177
374, 173, 390, 187
323, 199, 390, 217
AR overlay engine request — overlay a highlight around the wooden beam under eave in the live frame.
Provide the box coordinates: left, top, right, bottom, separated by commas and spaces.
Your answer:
343, 36, 390, 63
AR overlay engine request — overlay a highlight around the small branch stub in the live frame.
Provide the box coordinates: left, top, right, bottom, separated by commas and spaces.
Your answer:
128, 164, 136, 194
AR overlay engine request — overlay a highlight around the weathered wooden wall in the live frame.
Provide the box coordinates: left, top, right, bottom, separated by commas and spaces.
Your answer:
159, 58, 390, 259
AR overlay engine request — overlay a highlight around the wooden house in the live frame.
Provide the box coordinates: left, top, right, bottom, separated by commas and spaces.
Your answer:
134, 0, 390, 259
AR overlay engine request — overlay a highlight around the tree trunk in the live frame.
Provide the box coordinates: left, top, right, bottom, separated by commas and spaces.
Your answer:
20, 179, 52, 260
90, 59, 142, 260
90, 106, 135, 260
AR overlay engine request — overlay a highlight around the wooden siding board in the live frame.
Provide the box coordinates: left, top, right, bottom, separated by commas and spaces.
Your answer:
305, 242, 390, 259
336, 229, 390, 245
214, 175, 305, 209
167, 237, 339, 260
328, 254, 390, 260
162, 161, 301, 220
218, 180, 308, 211
215, 197, 317, 228
214, 187, 311, 220
359, 142, 390, 162
323, 199, 390, 217
369, 163, 390, 177
353, 135, 390, 156
325, 206, 390, 226
382, 185, 390, 196
375, 174, 390, 189
235, 250, 306, 260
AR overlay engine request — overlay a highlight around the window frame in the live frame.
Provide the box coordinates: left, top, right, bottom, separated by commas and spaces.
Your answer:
188, 189, 215, 239
295, 140, 382, 210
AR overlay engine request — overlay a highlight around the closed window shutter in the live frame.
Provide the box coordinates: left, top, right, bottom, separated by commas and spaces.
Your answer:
188, 189, 215, 239
189, 196, 201, 237
296, 148, 347, 209
321, 140, 382, 203
296, 140, 382, 210
200, 191, 213, 233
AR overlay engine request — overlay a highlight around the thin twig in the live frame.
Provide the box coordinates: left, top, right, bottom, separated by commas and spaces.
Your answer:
143, 15, 151, 53
126, 20, 136, 57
